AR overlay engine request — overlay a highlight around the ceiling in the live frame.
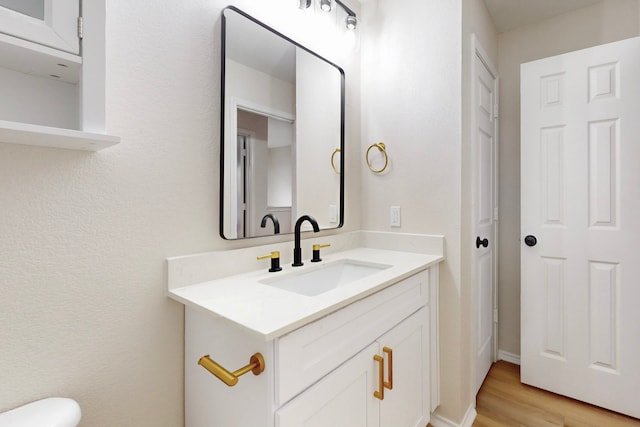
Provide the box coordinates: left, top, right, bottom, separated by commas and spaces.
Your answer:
483, 0, 602, 33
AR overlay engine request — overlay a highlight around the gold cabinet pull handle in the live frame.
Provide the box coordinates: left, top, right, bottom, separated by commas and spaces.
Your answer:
198, 353, 265, 387
383, 346, 393, 390
373, 354, 385, 400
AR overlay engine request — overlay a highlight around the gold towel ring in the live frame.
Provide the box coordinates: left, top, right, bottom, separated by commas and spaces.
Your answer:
366, 142, 388, 173
331, 148, 341, 174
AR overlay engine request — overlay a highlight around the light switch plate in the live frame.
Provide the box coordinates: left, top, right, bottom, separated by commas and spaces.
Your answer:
329, 204, 338, 223
390, 206, 401, 227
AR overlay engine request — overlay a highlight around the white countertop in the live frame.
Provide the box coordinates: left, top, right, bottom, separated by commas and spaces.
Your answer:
169, 247, 443, 340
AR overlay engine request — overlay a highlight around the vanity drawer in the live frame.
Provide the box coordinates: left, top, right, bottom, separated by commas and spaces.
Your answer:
275, 269, 429, 406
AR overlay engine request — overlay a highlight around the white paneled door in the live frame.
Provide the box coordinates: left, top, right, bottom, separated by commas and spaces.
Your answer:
472, 35, 498, 394
521, 36, 640, 418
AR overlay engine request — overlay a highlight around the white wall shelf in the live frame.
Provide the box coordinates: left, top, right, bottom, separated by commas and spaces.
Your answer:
0, 32, 81, 84
0, 119, 120, 151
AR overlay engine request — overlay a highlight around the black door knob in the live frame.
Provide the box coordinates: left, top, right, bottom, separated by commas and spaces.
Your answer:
524, 235, 537, 247
476, 236, 489, 248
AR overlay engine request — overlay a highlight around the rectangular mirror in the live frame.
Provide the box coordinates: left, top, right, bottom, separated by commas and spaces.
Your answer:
220, 6, 344, 239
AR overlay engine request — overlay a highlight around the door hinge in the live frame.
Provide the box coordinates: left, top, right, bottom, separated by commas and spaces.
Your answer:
77, 16, 84, 39
493, 102, 499, 119
493, 309, 499, 323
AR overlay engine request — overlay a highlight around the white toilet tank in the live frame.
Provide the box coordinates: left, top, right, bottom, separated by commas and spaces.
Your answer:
0, 398, 81, 427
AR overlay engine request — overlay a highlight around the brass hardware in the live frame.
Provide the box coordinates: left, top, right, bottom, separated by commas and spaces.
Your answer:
257, 251, 280, 260
374, 354, 385, 400
383, 346, 393, 390
366, 142, 389, 173
198, 353, 265, 387
331, 148, 341, 174
257, 251, 282, 272
311, 243, 330, 263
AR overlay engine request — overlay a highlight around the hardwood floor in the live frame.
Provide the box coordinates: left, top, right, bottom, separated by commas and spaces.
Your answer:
472, 361, 640, 427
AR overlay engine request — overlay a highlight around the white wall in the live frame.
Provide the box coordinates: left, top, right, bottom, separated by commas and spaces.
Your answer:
267, 146, 292, 207
360, 0, 468, 423
226, 59, 296, 116
295, 47, 342, 228
266, 117, 293, 210
497, 0, 640, 357
0, 0, 361, 425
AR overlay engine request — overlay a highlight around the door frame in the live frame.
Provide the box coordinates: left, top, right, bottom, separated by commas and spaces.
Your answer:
470, 33, 500, 392
236, 129, 257, 238
223, 96, 294, 238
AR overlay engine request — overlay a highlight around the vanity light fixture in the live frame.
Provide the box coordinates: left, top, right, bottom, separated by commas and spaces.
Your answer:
300, 0, 358, 30
345, 14, 357, 30
335, 0, 357, 30
320, 0, 332, 12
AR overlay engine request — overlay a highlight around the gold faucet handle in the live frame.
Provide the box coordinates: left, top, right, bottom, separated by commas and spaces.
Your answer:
311, 244, 330, 263
257, 251, 280, 260
257, 251, 282, 272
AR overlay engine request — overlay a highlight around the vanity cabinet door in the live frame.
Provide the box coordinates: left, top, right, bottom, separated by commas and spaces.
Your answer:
378, 307, 430, 427
275, 270, 429, 405
275, 308, 430, 427
275, 342, 380, 427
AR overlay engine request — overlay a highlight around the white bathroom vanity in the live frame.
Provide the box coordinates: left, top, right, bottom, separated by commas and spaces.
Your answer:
167, 231, 443, 427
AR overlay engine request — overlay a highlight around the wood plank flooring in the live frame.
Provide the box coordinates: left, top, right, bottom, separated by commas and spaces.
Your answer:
472, 361, 640, 427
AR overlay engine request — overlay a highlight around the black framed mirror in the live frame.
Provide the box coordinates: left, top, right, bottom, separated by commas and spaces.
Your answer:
220, 6, 344, 240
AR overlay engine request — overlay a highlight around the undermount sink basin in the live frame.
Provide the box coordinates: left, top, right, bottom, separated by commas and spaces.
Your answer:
259, 259, 391, 296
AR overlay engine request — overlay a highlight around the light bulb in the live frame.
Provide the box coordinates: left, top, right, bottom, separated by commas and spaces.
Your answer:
346, 15, 357, 30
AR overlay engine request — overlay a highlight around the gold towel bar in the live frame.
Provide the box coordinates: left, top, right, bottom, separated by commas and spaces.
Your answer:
198, 353, 265, 387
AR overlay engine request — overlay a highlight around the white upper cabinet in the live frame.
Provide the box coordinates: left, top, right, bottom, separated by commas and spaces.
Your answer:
0, 0, 119, 151
0, 0, 79, 55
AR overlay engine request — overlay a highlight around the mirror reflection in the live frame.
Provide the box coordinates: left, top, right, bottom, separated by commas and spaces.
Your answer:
220, 6, 344, 239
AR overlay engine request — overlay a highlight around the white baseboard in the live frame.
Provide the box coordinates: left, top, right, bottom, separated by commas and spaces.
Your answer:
430, 405, 477, 427
497, 350, 521, 365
